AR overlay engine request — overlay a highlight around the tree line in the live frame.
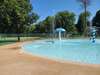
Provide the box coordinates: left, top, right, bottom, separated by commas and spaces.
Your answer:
0, 0, 39, 41
34, 10, 100, 34
0, 0, 100, 41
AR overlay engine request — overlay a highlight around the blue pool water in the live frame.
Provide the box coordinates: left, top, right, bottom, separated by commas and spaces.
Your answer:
22, 39, 100, 64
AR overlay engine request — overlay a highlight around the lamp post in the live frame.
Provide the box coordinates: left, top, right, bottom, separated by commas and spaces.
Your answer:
51, 9, 55, 40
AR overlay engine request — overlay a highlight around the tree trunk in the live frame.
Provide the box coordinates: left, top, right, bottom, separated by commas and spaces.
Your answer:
17, 24, 20, 42
17, 34, 20, 42
83, 2, 87, 36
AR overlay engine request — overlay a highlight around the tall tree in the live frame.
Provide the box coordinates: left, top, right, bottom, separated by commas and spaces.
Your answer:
76, 12, 90, 35
24, 24, 36, 33
77, 0, 90, 35
92, 10, 100, 27
55, 11, 77, 34
0, 0, 39, 41
92, 10, 100, 35
36, 16, 53, 33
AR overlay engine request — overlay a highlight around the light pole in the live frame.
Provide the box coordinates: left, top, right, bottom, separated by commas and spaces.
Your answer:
83, 0, 87, 35
51, 9, 55, 40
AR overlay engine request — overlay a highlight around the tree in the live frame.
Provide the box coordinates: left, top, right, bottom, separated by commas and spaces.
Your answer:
92, 10, 100, 27
76, 12, 90, 35
35, 11, 77, 34
24, 24, 36, 33
55, 11, 77, 34
77, 0, 91, 35
36, 16, 53, 33
42, 16, 53, 33
0, 0, 39, 41
92, 10, 100, 35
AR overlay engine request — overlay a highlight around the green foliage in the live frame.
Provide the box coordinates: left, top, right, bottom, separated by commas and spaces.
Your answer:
37, 16, 53, 33
35, 11, 77, 34
0, 0, 39, 41
77, 0, 91, 35
0, 0, 39, 33
76, 11, 90, 35
92, 10, 100, 27
24, 24, 36, 33
55, 11, 77, 34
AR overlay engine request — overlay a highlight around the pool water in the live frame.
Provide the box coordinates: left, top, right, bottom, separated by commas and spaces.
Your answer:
22, 39, 100, 64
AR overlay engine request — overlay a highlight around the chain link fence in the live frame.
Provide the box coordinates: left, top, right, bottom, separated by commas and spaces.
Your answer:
0, 27, 100, 42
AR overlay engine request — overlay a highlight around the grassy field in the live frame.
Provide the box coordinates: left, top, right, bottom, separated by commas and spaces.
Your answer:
0, 37, 40, 46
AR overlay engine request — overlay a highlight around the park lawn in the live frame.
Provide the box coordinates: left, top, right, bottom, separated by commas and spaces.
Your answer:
0, 37, 17, 46
0, 37, 41, 46
0, 41, 15, 46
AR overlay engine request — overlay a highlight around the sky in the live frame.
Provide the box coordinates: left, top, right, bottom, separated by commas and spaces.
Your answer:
30, 0, 100, 22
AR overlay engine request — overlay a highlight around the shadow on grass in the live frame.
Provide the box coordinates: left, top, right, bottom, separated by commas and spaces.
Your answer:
0, 40, 17, 46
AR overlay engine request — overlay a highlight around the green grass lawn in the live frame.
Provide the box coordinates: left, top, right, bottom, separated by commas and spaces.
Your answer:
0, 37, 17, 46
0, 41, 15, 46
0, 37, 40, 46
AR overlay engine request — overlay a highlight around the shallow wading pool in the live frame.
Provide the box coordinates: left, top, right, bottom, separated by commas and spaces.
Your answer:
22, 39, 100, 64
